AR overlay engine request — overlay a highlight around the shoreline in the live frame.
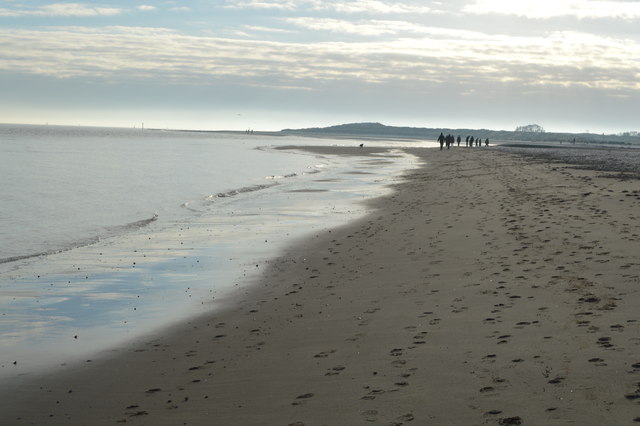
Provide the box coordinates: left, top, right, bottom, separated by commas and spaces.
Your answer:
2, 147, 640, 425
0, 143, 416, 381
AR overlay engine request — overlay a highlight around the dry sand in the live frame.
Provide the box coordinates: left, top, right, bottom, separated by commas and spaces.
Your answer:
2, 147, 640, 425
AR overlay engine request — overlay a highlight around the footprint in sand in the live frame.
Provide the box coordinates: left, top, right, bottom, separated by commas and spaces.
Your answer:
597, 336, 614, 349
588, 357, 606, 366
392, 359, 407, 367
127, 410, 149, 417
625, 382, 640, 402
346, 333, 364, 342
499, 416, 523, 425
325, 366, 346, 376
361, 409, 378, 422
389, 413, 415, 424
292, 393, 314, 406
361, 388, 385, 400
296, 393, 314, 399
547, 377, 564, 384
497, 334, 511, 344
390, 348, 404, 357
313, 349, 336, 358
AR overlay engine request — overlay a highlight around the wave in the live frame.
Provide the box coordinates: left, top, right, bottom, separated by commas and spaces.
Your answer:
180, 183, 282, 213
181, 201, 199, 212
209, 182, 279, 200
265, 173, 297, 180
0, 214, 159, 265
0, 236, 99, 265
204, 166, 319, 201
182, 167, 319, 213
104, 213, 158, 233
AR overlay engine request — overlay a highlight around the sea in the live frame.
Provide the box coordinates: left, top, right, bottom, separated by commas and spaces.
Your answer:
0, 123, 429, 381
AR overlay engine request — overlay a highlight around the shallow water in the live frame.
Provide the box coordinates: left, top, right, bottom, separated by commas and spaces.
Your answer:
0, 125, 331, 262
0, 125, 430, 381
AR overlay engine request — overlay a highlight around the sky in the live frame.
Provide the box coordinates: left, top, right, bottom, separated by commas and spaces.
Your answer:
1, 1, 639, 133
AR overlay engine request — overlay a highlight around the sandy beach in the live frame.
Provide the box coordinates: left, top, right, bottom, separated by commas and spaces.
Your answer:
2, 146, 640, 425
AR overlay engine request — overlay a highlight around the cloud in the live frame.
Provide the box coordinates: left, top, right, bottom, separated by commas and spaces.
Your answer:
225, 0, 300, 10
137, 5, 157, 11
0, 9, 19, 16
464, 0, 640, 20
285, 17, 410, 36
0, 24, 638, 97
0, 2, 122, 17
225, 0, 434, 14
243, 25, 295, 34
316, 0, 434, 14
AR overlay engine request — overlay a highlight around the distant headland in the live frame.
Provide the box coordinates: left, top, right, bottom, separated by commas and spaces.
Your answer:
280, 122, 640, 146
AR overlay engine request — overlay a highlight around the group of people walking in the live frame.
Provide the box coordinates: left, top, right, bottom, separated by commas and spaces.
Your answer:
437, 133, 489, 150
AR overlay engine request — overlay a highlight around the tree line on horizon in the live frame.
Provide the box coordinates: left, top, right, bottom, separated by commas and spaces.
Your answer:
280, 122, 640, 146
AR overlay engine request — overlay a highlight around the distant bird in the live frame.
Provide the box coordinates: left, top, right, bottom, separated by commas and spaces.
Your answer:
359, 143, 364, 147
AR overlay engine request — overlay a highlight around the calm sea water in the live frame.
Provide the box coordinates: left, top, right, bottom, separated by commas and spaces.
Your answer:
0, 124, 427, 381
0, 125, 337, 262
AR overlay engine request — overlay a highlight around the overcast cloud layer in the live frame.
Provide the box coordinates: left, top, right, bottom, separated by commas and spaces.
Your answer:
1, 0, 638, 132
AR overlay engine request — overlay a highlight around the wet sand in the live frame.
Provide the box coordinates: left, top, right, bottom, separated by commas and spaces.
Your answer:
2, 147, 640, 425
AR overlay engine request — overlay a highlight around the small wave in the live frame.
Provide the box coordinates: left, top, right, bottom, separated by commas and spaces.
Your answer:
0, 251, 59, 265
181, 201, 199, 212
0, 236, 100, 265
207, 182, 279, 201
0, 214, 159, 265
265, 173, 298, 180
106, 213, 158, 233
